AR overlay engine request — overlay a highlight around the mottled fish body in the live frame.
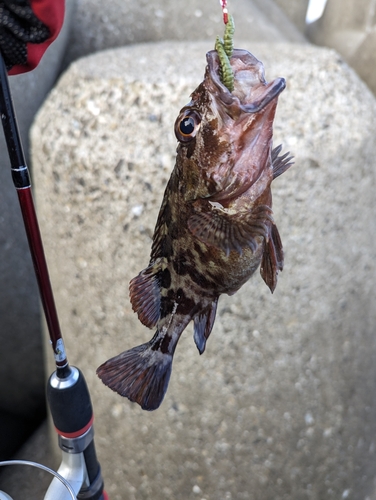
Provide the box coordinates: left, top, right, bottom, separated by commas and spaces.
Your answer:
97, 48, 292, 410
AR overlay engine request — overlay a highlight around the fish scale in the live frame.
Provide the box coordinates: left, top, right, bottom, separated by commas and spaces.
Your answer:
97, 47, 293, 410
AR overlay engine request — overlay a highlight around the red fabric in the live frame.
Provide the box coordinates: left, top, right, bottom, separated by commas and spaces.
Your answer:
8, 0, 65, 75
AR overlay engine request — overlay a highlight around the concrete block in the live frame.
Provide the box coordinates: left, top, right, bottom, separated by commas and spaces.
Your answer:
30, 41, 376, 500
306, 0, 376, 94
256, 0, 310, 34
348, 27, 376, 95
62, 0, 306, 67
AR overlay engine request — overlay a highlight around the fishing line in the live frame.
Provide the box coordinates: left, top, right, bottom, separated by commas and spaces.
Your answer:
219, 0, 229, 24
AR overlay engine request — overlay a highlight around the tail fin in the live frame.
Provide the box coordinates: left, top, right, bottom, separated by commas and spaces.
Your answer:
97, 341, 172, 411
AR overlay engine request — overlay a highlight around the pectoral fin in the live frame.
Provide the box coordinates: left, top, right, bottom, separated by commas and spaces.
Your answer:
129, 262, 162, 328
188, 204, 272, 256
193, 299, 218, 354
260, 222, 284, 293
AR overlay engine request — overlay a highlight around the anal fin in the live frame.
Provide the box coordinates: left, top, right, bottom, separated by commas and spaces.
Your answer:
193, 298, 218, 354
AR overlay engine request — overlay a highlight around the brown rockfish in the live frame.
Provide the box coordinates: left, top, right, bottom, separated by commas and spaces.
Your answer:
97, 48, 292, 410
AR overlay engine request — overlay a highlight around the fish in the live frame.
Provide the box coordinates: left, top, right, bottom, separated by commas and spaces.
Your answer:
97, 47, 293, 411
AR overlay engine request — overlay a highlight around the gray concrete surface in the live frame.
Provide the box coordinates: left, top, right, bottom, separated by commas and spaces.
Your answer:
0, 0, 304, 442
0, 0, 75, 458
25, 41, 376, 499
306, 0, 376, 95
273, 0, 310, 31
62, 0, 306, 68
0, 0, 308, 492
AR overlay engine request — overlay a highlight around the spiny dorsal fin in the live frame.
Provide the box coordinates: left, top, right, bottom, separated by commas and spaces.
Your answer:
188, 204, 273, 256
260, 222, 284, 293
193, 299, 219, 354
272, 144, 294, 179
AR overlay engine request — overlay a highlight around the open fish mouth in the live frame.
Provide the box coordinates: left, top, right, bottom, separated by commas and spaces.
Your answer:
206, 48, 285, 115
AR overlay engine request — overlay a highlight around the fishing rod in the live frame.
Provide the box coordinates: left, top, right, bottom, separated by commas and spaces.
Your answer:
0, 43, 108, 500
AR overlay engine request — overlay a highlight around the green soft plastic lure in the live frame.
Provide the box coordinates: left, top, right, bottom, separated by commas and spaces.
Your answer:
215, 14, 235, 92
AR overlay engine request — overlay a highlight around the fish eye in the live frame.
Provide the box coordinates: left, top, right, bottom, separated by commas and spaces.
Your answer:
175, 110, 201, 143
180, 117, 195, 135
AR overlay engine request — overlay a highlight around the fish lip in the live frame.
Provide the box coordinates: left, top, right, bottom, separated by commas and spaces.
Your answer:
206, 48, 285, 114
239, 78, 285, 113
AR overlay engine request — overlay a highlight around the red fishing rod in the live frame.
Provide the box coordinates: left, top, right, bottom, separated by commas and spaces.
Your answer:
0, 1, 108, 497
0, 53, 67, 373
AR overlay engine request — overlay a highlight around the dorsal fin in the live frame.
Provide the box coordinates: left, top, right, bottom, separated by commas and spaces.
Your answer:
188, 204, 273, 256
271, 144, 293, 179
129, 262, 162, 328
260, 222, 284, 293
193, 299, 218, 354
